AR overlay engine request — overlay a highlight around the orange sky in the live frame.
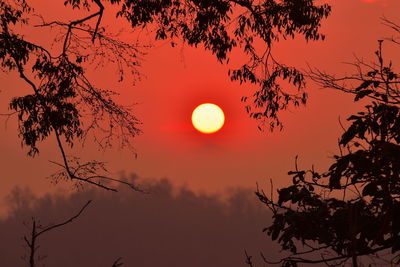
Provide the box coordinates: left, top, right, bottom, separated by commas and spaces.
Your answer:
1, 0, 400, 215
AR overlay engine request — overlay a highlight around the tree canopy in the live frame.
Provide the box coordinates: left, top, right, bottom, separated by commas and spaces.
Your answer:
254, 21, 400, 267
1, 0, 331, 190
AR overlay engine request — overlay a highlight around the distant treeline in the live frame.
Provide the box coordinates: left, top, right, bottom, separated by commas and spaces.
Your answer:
0, 175, 280, 267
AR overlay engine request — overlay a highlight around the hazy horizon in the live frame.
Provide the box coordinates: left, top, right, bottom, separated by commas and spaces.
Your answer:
1, 175, 280, 266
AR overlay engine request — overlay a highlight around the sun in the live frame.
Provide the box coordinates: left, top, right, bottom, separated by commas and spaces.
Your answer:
191, 103, 225, 134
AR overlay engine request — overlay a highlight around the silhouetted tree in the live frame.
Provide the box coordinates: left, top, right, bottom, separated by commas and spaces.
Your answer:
61, 0, 331, 130
1, 0, 144, 191
1, 0, 331, 265
253, 19, 400, 266
1, 0, 331, 191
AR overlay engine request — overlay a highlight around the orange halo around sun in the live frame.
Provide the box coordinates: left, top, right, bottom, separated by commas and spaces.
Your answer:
191, 103, 225, 134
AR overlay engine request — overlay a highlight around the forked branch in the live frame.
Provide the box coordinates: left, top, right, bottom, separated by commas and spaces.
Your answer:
24, 200, 92, 267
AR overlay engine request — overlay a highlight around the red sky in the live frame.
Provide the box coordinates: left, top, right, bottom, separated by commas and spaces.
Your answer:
1, 0, 400, 216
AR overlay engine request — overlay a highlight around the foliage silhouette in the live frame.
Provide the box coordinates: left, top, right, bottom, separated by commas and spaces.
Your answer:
253, 19, 400, 267
1, 0, 144, 191
0, 0, 331, 190
1, 0, 331, 265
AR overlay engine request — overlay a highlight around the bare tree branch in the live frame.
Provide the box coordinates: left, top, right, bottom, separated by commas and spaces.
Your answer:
111, 257, 124, 267
24, 200, 92, 267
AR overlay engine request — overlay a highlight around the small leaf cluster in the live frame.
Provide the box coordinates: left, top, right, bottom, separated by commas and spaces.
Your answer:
0, 0, 34, 72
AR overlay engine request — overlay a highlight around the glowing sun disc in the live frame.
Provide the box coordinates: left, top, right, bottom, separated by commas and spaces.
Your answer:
191, 103, 225, 134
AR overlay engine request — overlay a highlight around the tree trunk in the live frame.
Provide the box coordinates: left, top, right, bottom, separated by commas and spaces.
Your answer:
352, 254, 358, 267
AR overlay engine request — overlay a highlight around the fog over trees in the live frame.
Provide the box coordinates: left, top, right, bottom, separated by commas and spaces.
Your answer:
0, 175, 280, 267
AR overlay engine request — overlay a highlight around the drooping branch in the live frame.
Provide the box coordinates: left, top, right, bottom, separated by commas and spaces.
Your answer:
52, 131, 146, 193
2, 0, 146, 192
112, 0, 330, 130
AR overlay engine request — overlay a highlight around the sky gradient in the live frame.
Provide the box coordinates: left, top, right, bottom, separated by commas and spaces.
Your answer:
1, 0, 400, 216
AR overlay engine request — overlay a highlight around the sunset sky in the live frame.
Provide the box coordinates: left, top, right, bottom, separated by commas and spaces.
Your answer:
1, 0, 400, 217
